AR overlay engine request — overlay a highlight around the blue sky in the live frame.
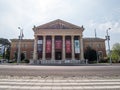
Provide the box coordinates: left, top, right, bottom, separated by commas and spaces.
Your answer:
0, 0, 120, 50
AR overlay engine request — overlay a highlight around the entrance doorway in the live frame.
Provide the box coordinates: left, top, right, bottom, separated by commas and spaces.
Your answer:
55, 51, 62, 60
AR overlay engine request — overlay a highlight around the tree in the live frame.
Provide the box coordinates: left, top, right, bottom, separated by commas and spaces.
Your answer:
111, 43, 120, 62
5, 47, 10, 60
0, 38, 10, 45
84, 46, 97, 63
21, 53, 25, 61
0, 38, 10, 60
14, 52, 25, 62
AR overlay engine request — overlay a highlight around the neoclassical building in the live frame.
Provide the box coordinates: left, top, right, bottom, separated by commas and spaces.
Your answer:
10, 19, 106, 64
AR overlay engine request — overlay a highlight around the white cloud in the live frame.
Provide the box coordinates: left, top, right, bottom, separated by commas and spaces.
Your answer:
88, 20, 120, 33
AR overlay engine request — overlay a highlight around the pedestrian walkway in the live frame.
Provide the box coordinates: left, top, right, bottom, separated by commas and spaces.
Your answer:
0, 78, 120, 90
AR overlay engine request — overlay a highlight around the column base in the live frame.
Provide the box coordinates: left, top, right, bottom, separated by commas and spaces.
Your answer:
30, 59, 85, 65
29, 59, 41, 65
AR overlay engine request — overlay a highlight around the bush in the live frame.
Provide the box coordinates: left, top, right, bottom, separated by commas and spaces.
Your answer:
24, 59, 29, 63
99, 59, 108, 63
88, 60, 97, 64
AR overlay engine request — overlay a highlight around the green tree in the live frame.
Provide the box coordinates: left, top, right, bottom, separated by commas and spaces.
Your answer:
0, 38, 10, 45
5, 47, 10, 60
111, 43, 120, 62
14, 52, 25, 62
84, 46, 97, 63
0, 38, 10, 60
21, 53, 25, 61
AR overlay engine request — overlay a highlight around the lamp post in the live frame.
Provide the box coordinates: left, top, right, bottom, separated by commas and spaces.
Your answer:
17, 27, 23, 64
106, 28, 112, 65
96, 44, 99, 64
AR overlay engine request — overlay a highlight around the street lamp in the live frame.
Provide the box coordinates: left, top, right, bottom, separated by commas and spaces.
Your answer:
17, 27, 23, 64
96, 44, 99, 64
106, 28, 112, 65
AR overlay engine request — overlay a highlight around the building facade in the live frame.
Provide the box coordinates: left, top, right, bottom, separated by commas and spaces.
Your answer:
10, 19, 106, 64
10, 39, 34, 60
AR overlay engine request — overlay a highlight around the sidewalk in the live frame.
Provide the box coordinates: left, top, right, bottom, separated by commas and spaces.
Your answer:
1, 63, 120, 66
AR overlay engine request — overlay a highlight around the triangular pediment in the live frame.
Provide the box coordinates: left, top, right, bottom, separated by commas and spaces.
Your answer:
36, 19, 82, 29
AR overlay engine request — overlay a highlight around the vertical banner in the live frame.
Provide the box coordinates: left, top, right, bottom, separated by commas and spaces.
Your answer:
37, 44, 42, 52
37, 40, 43, 52
74, 40, 80, 53
38, 40, 42, 44
55, 40, 62, 49
46, 40, 52, 53
66, 40, 71, 53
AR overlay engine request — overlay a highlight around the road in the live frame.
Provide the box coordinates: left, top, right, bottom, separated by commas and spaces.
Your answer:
0, 64, 120, 90
0, 64, 120, 78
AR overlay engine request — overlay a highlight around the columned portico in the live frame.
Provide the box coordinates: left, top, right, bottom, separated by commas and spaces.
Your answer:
32, 19, 85, 64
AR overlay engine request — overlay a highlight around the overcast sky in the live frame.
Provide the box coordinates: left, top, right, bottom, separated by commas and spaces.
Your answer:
0, 0, 120, 49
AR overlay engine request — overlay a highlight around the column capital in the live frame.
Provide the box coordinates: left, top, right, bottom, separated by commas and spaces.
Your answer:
80, 35, 83, 38
71, 35, 74, 37
43, 35, 46, 37
34, 35, 38, 38
62, 35, 65, 37
52, 35, 55, 37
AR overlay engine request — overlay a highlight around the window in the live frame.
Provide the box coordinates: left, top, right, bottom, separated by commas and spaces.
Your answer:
23, 44, 27, 48
98, 44, 101, 48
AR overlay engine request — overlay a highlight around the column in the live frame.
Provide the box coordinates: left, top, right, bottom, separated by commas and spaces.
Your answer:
80, 35, 84, 60
62, 35, 65, 60
33, 35, 38, 60
52, 35, 55, 60
42, 36, 46, 60
71, 35, 75, 60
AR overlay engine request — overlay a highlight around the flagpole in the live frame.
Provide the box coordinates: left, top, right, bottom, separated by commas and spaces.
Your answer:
94, 29, 99, 63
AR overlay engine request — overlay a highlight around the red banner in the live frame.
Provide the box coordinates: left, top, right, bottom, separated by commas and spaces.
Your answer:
46, 40, 51, 53
55, 40, 62, 49
66, 40, 71, 53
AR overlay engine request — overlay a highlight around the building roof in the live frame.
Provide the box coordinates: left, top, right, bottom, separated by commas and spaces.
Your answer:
10, 39, 34, 42
33, 19, 84, 30
83, 37, 106, 42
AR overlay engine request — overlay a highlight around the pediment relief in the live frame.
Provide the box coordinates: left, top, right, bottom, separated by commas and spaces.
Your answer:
35, 19, 83, 29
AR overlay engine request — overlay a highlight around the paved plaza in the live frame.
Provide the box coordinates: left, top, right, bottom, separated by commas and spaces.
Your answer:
0, 64, 120, 90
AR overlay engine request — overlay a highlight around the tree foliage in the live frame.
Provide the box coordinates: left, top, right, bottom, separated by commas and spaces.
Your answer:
111, 43, 120, 62
84, 46, 97, 62
21, 53, 25, 61
0, 38, 10, 45
0, 38, 10, 60
14, 52, 25, 61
